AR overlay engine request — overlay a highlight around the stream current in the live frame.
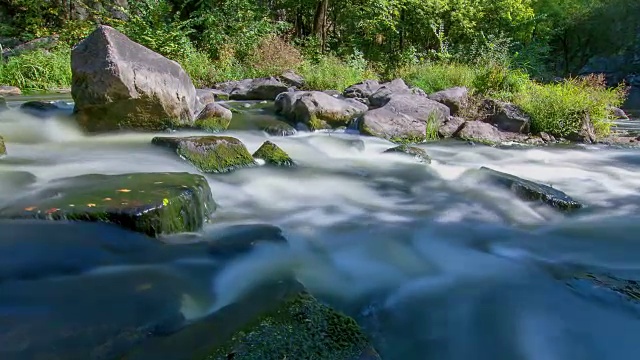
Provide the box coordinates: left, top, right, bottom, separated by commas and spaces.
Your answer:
1, 97, 640, 359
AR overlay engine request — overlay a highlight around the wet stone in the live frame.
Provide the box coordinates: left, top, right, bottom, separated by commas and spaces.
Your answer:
252, 141, 295, 167
152, 136, 257, 173
0, 172, 216, 237
383, 145, 431, 164
478, 167, 583, 211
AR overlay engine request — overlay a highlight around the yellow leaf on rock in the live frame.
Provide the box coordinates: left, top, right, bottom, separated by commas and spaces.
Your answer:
87, 203, 96, 207
117, 189, 132, 193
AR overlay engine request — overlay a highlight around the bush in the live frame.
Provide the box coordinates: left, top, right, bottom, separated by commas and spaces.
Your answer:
399, 63, 476, 94
297, 56, 377, 91
514, 74, 627, 138
0, 47, 71, 91
247, 35, 303, 76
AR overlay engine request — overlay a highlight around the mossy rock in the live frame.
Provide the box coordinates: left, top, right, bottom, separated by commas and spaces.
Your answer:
152, 136, 257, 173
194, 103, 233, 132
0, 172, 216, 237
206, 291, 379, 360
252, 141, 295, 167
383, 145, 431, 164
0, 135, 6, 155
478, 167, 583, 211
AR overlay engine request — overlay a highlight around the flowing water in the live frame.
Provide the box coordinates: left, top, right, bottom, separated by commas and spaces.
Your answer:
1, 98, 640, 359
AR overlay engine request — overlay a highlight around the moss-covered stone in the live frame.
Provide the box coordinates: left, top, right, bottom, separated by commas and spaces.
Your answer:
152, 136, 257, 173
252, 141, 295, 167
478, 167, 583, 211
0, 135, 6, 155
0, 172, 216, 237
194, 103, 233, 132
206, 291, 379, 360
383, 145, 431, 163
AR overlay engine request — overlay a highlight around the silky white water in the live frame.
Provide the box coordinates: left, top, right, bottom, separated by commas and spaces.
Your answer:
1, 100, 640, 359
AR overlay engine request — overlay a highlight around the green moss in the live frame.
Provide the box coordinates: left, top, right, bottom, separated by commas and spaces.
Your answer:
0, 135, 6, 155
252, 141, 295, 166
307, 115, 329, 131
206, 292, 374, 360
152, 136, 257, 173
383, 145, 431, 163
0, 172, 216, 237
194, 116, 231, 132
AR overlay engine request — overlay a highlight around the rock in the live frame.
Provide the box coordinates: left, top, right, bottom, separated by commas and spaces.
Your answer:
253, 141, 295, 166
279, 70, 305, 88
428, 87, 469, 115
455, 121, 504, 145
1, 35, 59, 59
0, 135, 5, 155
359, 94, 450, 142
323, 90, 342, 97
18, 100, 70, 119
566, 113, 596, 143
71, 25, 198, 132
0, 172, 216, 236
540, 132, 556, 142
481, 99, 531, 133
438, 116, 466, 138
566, 273, 640, 313
152, 136, 257, 173
196, 89, 218, 106
229, 114, 297, 136
478, 167, 583, 211
383, 145, 431, 164
277, 91, 368, 130
368, 78, 411, 108
0, 86, 21, 96
0, 96, 7, 111
207, 224, 289, 257
228, 77, 290, 101
122, 277, 380, 360
344, 80, 381, 104
194, 103, 233, 132
609, 106, 629, 120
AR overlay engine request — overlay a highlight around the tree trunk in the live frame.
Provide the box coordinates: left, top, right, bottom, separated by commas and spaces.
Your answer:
313, 0, 329, 53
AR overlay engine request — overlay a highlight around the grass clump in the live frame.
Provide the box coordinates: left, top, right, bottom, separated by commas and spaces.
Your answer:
398, 62, 476, 94
0, 47, 71, 92
298, 56, 377, 92
514, 74, 627, 137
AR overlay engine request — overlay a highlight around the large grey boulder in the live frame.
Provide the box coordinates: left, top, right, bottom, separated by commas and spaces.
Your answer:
481, 99, 531, 133
455, 121, 503, 144
344, 80, 381, 104
276, 91, 368, 130
429, 87, 469, 115
0, 86, 21, 96
368, 78, 410, 108
438, 116, 466, 138
359, 94, 450, 142
194, 103, 233, 132
71, 25, 198, 132
278, 70, 305, 88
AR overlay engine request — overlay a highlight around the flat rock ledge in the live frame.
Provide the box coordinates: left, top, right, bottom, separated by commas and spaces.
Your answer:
0, 172, 216, 237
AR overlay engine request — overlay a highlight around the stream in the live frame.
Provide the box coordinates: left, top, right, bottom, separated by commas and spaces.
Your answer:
1, 97, 640, 359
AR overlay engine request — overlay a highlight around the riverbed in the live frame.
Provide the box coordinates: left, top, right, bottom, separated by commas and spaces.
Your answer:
1, 97, 640, 359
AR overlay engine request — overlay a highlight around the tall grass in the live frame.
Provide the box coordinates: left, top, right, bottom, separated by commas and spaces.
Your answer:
514, 74, 627, 137
0, 47, 71, 92
398, 63, 476, 94
298, 56, 378, 92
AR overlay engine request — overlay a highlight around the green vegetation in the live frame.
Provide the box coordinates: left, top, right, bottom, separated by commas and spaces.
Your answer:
252, 141, 295, 167
0, 0, 635, 138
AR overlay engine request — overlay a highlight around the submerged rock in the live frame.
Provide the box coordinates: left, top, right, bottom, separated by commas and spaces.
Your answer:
71, 25, 198, 132
429, 87, 469, 115
194, 103, 233, 132
0, 172, 215, 237
478, 167, 583, 211
566, 273, 640, 316
383, 145, 431, 164
122, 277, 380, 360
152, 136, 257, 173
0, 134, 5, 155
253, 141, 295, 166
276, 91, 368, 130
359, 93, 450, 142
0, 85, 21, 96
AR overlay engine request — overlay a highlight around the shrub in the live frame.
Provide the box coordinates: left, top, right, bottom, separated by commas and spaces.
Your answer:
297, 56, 377, 91
514, 74, 627, 138
472, 63, 530, 98
0, 47, 71, 91
399, 63, 476, 94
247, 35, 303, 76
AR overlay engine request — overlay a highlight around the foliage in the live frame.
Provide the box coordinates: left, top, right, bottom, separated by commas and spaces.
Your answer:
0, 47, 71, 91
514, 74, 627, 137
399, 63, 476, 94
297, 56, 377, 92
